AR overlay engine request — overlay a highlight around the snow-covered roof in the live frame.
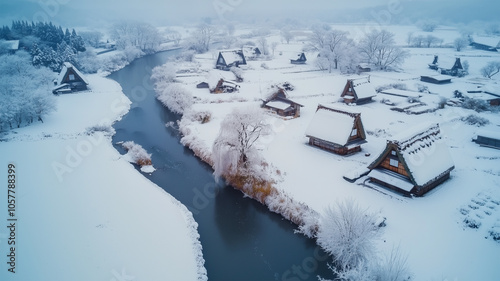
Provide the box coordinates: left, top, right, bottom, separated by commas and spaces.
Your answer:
475, 130, 500, 141
57, 62, 89, 85
0, 39, 19, 50
305, 105, 359, 146
390, 122, 455, 186
353, 82, 377, 99
421, 75, 451, 82
369, 169, 414, 192
265, 100, 292, 110
218, 50, 245, 65
242, 46, 260, 57
472, 36, 500, 48
379, 88, 422, 98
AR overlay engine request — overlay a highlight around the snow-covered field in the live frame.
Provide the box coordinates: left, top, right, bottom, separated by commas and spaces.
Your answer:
0, 75, 206, 280
175, 25, 500, 280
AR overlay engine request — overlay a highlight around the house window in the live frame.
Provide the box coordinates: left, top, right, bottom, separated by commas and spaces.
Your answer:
391, 150, 397, 156
390, 158, 399, 167
69, 74, 75, 81
351, 128, 357, 137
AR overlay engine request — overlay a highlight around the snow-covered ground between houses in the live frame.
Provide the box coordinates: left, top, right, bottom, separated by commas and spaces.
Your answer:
0, 75, 206, 281
176, 25, 500, 280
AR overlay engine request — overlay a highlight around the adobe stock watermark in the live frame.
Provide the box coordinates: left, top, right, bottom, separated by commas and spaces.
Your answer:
280, 246, 330, 281
22, 0, 72, 23
213, 0, 243, 22
110, 268, 135, 281
353, 0, 413, 37
185, 182, 220, 215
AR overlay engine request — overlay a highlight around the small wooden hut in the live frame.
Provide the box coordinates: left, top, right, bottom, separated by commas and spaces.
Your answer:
210, 78, 240, 94
473, 131, 500, 149
52, 62, 89, 94
420, 75, 452, 84
262, 88, 303, 118
428, 55, 439, 70
366, 123, 455, 197
340, 77, 377, 105
290, 53, 307, 64
305, 105, 367, 155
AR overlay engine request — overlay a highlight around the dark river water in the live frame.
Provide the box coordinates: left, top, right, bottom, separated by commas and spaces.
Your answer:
108, 50, 333, 281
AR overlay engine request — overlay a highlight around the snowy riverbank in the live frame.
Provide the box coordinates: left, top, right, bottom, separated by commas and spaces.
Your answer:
0, 75, 206, 281
172, 25, 500, 280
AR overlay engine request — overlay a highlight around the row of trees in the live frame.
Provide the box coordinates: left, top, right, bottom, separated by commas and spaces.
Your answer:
110, 21, 163, 53
309, 26, 409, 73
0, 51, 56, 131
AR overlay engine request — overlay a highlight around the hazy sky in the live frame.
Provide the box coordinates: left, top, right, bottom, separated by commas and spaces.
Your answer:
1, 0, 499, 28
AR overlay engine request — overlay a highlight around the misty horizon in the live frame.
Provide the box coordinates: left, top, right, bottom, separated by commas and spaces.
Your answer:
1, 0, 499, 29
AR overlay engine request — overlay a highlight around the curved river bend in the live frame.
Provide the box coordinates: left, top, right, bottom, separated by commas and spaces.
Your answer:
109, 50, 333, 281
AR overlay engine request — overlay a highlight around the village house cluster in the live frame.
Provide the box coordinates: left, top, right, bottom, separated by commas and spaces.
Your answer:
189, 46, 500, 198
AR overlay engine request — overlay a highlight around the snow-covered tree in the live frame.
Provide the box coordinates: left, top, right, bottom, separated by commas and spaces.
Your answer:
155, 83, 193, 115
0, 51, 55, 130
453, 36, 469, 52
212, 107, 270, 178
280, 26, 294, 44
417, 19, 438, 32
79, 31, 103, 48
480, 61, 500, 79
151, 63, 177, 86
358, 29, 409, 70
309, 27, 355, 71
257, 36, 269, 56
189, 23, 216, 53
317, 200, 380, 271
110, 21, 162, 53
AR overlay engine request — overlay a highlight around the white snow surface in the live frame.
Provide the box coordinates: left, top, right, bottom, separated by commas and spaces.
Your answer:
174, 24, 500, 281
0, 75, 206, 281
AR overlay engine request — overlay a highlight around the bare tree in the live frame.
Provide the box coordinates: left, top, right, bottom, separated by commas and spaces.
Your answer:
212, 107, 270, 178
110, 21, 162, 53
280, 26, 294, 44
481, 61, 500, 79
424, 35, 441, 48
417, 19, 438, 32
191, 23, 216, 53
257, 36, 269, 56
79, 31, 103, 48
454, 37, 469, 52
358, 29, 409, 70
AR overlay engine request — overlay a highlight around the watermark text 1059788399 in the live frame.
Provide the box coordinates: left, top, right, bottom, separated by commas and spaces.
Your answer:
6, 163, 17, 274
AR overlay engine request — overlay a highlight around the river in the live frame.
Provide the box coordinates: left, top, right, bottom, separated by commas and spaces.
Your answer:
108, 50, 333, 281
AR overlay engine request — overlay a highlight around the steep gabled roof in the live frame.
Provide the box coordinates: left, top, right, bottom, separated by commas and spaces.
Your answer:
305, 104, 366, 146
263, 88, 303, 109
341, 77, 377, 100
217, 50, 246, 67
369, 122, 454, 187
56, 62, 89, 85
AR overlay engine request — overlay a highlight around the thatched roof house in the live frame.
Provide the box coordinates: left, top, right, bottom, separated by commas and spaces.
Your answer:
366, 123, 455, 196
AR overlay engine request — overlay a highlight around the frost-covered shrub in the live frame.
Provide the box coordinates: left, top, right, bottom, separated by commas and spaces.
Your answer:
416, 84, 429, 93
461, 97, 491, 112
85, 124, 115, 136
489, 225, 500, 241
375, 245, 412, 281
176, 50, 196, 62
376, 83, 407, 92
121, 141, 152, 166
156, 84, 193, 115
124, 45, 145, 62
151, 63, 177, 86
317, 200, 380, 271
461, 114, 489, 126
463, 216, 481, 229
189, 110, 212, 124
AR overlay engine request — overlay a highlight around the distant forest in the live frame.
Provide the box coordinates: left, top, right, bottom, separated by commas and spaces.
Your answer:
0, 21, 86, 71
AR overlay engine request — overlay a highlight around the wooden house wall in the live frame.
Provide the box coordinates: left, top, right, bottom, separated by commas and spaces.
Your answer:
476, 136, 500, 148
308, 137, 360, 155
378, 155, 410, 177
